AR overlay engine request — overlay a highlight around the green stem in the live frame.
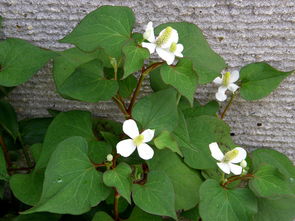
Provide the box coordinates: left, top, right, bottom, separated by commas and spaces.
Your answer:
112, 97, 130, 119
220, 93, 236, 119
176, 93, 181, 105
221, 172, 225, 185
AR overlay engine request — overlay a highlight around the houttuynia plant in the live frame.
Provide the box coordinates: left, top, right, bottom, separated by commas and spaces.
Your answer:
0, 5, 295, 221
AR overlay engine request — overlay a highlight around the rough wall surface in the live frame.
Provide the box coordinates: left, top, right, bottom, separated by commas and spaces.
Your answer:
0, 0, 294, 161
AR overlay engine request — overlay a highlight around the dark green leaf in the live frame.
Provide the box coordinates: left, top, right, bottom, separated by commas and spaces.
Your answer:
160, 58, 198, 105
127, 207, 162, 221
23, 137, 110, 215
132, 171, 176, 219
118, 74, 137, 98
103, 162, 132, 203
88, 141, 112, 164
240, 62, 294, 100
150, 67, 170, 92
155, 22, 226, 84
29, 143, 42, 162
0, 86, 14, 98
92, 211, 114, 221
148, 150, 203, 211
0, 100, 19, 139
13, 213, 61, 221
60, 6, 135, 58
133, 88, 178, 134
0, 38, 55, 86
0, 147, 8, 181
199, 179, 257, 221
180, 206, 199, 221
153, 131, 182, 156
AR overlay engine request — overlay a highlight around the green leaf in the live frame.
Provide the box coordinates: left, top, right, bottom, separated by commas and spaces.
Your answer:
127, 207, 162, 221
199, 179, 257, 221
0, 147, 8, 181
249, 164, 294, 198
29, 143, 42, 162
103, 162, 132, 203
0, 38, 55, 86
148, 150, 203, 211
254, 196, 295, 221
13, 213, 61, 221
19, 118, 53, 145
92, 211, 114, 221
150, 67, 170, 92
155, 22, 226, 84
180, 207, 199, 221
160, 58, 198, 105
23, 137, 110, 215
0, 100, 19, 139
153, 131, 182, 156
122, 41, 150, 78
173, 113, 233, 169
60, 6, 135, 58
132, 171, 176, 219
182, 101, 219, 118
133, 88, 178, 134
118, 74, 137, 98
88, 141, 112, 164
59, 59, 118, 102
240, 62, 294, 100
0, 86, 14, 98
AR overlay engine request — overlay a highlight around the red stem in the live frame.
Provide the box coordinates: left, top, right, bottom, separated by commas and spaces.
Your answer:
0, 135, 12, 169
222, 174, 254, 187
114, 188, 120, 221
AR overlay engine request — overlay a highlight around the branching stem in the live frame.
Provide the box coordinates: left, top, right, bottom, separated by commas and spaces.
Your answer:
222, 174, 254, 187
220, 93, 236, 119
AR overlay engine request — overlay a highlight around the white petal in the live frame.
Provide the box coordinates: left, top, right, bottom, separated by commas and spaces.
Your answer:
143, 21, 155, 42
142, 42, 156, 54
230, 70, 239, 83
230, 147, 247, 163
215, 86, 228, 102
123, 119, 139, 139
209, 142, 224, 161
228, 83, 239, 92
141, 129, 155, 143
116, 139, 136, 157
156, 47, 175, 65
137, 143, 154, 160
213, 77, 222, 85
217, 162, 230, 174
174, 44, 184, 57
229, 163, 243, 175
158, 28, 179, 48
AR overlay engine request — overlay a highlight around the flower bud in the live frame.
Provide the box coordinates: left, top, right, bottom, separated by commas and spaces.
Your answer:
106, 154, 113, 162
240, 160, 247, 168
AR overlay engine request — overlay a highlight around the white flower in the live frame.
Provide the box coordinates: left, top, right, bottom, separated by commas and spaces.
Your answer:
209, 142, 247, 175
213, 70, 240, 102
116, 119, 155, 160
142, 22, 184, 65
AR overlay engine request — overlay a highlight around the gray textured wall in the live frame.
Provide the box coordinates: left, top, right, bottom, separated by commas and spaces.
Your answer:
0, 0, 294, 161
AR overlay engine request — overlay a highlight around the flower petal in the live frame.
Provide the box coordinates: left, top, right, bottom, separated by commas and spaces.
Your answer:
215, 86, 227, 102
229, 163, 243, 175
217, 162, 230, 174
137, 143, 154, 160
230, 147, 247, 163
230, 70, 239, 83
143, 21, 155, 42
209, 142, 224, 161
142, 42, 156, 54
174, 44, 184, 57
123, 119, 139, 139
213, 77, 222, 85
116, 139, 136, 157
156, 47, 175, 65
159, 28, 179, 48
141, 129, 155, 143
228, 83, 239, 92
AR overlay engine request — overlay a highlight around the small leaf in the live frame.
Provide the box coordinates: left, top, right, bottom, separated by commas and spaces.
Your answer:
59, 59, 118, 102
127, 207, 162, 221
199, 179, 257, 221
23, 137, 110, 215
60, 6, 135, 58
118, 74, 137, 98
153, 131, 182, 156
0, 38, 55, 86
132, 171, 176, 219
240, 62, 294, 100
155, 22, 226, 84
122, 41, 150, 78
133, 88, 178, 134
0, 100, 19, 139
0, 147, 8, 181
160, 58, 198, 105
249, 164, 294, 198
103, 162, 132, 203
92, 211, 114, 221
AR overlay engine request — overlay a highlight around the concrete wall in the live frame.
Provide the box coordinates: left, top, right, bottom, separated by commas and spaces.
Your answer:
0, 0, 294, 161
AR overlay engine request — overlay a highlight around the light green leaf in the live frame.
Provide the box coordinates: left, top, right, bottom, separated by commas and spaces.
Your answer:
133, 88, 178, 134
0, 147, 8, 181
127, 207, 162, 221
92, 211, 114, 221
118, 74, 137, 98
199, 179, 257, 221
155, 22, 226, 84
240, 62, 294, 100
153, 131, 182, 156
59, 59, 118, 102
182, 101, 219, 118
103, 162, 132, 203
160, 58, 198, 105
122, 41, 150, 78
23, 137, 110, 215
13, 213, 61, 221
249, 164, 294, 198
0, 100, 19, 139
60, 6, 135, 58
0, 38, 55, 86
132, 171, 176, 219
148, 150, 203, 211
